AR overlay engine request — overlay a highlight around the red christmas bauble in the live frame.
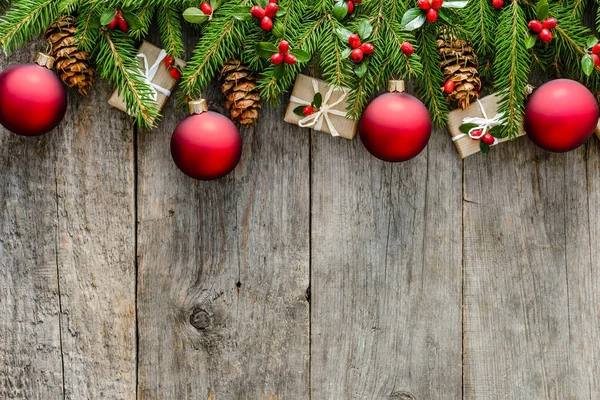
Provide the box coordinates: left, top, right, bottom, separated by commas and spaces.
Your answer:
0, 62, 67, 136
359, 89, 432, 162
524, 79, 598, 152
171, 108, 242, 180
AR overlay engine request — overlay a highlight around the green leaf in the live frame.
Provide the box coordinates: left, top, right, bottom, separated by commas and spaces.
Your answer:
336, 27, 353, 43
401, 8, 426, 31
257, 42, 279, 58
480, 141, 490, 154
313, 92, 322, 108
525, 33, 537, 49
354, 61, 367, 77
536, 0, 549, 21
184, 7, 209, 24
358, 20, 372, 40
438, 8, 453, 25
489, 125, 505, 138
276, 9, 286, 17
256, 0, 268, 8
333, 2, 348, 21
273, 63, 284, 80
291, 48, 310, 63
210, 0, 223, 11
587, 36, 599, 49
341, 47, 352, 58
459, 123, 478, 134
441, 1, 467, 8
294, 105, 306, 116
272, 20, 285, 38
232, 6, 252, 21
101, 10, 115, 26
582, 53, 595, 76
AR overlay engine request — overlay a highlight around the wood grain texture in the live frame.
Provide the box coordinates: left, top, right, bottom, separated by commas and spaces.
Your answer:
463, 137, 600, 399
136, 88, 310, 399
310, 128, 463, 399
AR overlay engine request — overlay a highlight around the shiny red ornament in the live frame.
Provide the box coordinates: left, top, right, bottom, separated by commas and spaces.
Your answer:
524, 79, 598, 152
359, 84, 432, 162
0, 56, 67, 136
171, 101, 242, 180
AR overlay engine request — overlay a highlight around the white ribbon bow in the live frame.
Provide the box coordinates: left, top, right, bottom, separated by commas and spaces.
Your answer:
452, 100, 504, 145
290, 79, 348, 137
137, 50, 172, 102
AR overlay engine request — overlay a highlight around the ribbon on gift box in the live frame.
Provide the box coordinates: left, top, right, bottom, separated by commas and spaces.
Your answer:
452, 99, 503, 145
289, 79, 348, 137
137, 49, 172, 102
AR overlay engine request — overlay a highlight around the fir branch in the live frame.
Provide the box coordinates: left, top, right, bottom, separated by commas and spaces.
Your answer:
57, 0, 81, 15
0, 0, 58, 54
461, 0, 496, 56
75, 0, 101, 52
157, 1, 183, 57
318, 15, 350, 88
128, 4, 154, 40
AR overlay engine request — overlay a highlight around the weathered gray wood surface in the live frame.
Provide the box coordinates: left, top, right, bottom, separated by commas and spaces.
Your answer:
2, 46, 600, 400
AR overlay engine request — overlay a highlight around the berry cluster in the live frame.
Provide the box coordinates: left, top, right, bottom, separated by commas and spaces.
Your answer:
105, 10, 129, 33
417, 0, 443, 23
250, 0, 278, 31
347, 34, 374, 63
528, 17, 557, 44
293, 91, 323, 118
471, 129, 495, 146
199, 2, 213, 16
270, 40, 296, 65
164, 55, 182, 80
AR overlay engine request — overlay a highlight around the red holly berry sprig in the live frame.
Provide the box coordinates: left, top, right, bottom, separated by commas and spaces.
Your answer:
102, 10, 129, 33
337, 21, 374, 77
458, 123, 504, 154
163, 55, 183, 80
258, 39, 310, 79
293, 91, 324, 118
525, 1, 556, 47
581, 38, 600, 76
332, 0, 362, 21
249, 0, 279, 32
401, 0, 467, 30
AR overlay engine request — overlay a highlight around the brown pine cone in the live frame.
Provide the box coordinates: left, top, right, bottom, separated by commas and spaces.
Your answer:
438, 34, 481, 110
219, 60, 262, 126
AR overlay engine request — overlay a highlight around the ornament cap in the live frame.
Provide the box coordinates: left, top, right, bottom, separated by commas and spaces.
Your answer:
387, 80, 405, 93
34, 53, 55, 69
189, 99, 208, 115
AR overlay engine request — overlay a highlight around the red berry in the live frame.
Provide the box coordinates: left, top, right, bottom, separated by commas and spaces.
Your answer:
270, 52, 284, 65
265, 2, 278, 17
117, 17, 129, 33
593, 54, 600, 67
360, 43, 374, 55
250, 5, 265, 18
278, 40, 289, 54
542, 17, 557, 30
347, 0, 354, 14
444, 80, 455, 93
284, 53, 297, 64
351, 48, 364, 63
107, 15, 119, 29
400, 41, 414, 55
269, 0, 277, 2
169, 67, 182, 80
353, 0, 361, 3
492, 0, 503, 9
417, 0, 431, 10
528, 20, 542, 33
431, 0, 442, 10
261, 16, 273, 31
470, 129, 484, 139
539, 28, 553, 44
164, 55, 175, 68
593, 43, 600, 55
426, 8, 438, 22
302, 106, 314, 116
200, 2, 213, 15
482, 133, 495, 146
348, 34, 361, 49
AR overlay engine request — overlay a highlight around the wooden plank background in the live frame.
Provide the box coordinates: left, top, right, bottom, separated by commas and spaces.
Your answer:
1, 41, 600, 399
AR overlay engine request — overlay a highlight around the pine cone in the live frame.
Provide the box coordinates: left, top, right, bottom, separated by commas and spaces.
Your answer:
219, 60, 261, 126
45, 16, 94, 96
438, 34, 481, 110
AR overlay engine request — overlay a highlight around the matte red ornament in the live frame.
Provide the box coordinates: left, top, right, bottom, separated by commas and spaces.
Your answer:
524, 79, 598, 152
171, 100, 242, 180
359, 81, 431, 162
0, 53, 67, 136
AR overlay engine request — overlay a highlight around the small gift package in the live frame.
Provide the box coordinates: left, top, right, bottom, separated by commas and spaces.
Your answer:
108, 41, 185, 121
447, 93, 526, 158
284, 74, 357, 140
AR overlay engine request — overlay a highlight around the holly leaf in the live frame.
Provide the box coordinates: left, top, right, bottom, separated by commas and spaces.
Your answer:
582, 53, 595, 76
341, 47, 352, 58
536, 0, 549, 21
358, 20, 373, 40
333, 2, 348, 21
183, 7, 209, 24
438, 8, 453, 25
401, 8, 426, 31
100, 10, 115, 26
294, 105, 306, 116
525, 33, 537, 49
459, 123, 478, 134
587, 36, 599, 49
272, 20, 285, 38
336, 27, 353, 43
291, 48, 310, 63
312, 92, 322, 108
354, 61, 367, 77
257, 42, 279, 58
210, 0, 223, 11
273, 63, 285, 80
256, 0, 268, 8
480, 141, 490, 154
232, 7, 252, 21
276, 9, 286, 17
441, 1, 467, 8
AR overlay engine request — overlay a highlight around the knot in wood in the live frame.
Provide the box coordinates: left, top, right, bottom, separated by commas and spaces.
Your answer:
389, 391, 417, 400
190, 308, 210, 330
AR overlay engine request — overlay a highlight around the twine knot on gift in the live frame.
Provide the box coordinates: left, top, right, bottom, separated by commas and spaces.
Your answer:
290, 79, 348, 137
137, 50, 172, 102
453, 99, 504, 145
